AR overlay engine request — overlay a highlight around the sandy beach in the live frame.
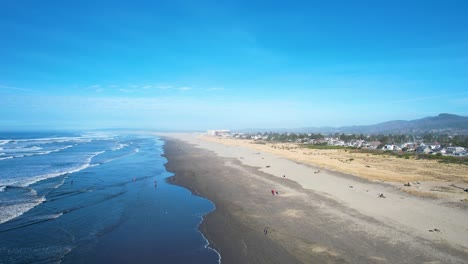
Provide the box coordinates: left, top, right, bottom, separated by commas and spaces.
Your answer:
162, 133, 468, 264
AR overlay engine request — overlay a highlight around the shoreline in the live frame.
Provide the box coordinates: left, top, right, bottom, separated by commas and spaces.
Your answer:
162, 134, 468, 263
163, 138, 301, 263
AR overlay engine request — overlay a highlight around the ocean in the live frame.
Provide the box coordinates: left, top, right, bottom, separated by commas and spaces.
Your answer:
0, 132, 220, 263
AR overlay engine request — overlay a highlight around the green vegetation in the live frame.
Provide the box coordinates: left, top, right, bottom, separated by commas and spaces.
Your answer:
303, 144, 352, 150
246, 132, 468, 148
420, 154, 468, 165
356, 148, 468, 165
240, 131, 468, 165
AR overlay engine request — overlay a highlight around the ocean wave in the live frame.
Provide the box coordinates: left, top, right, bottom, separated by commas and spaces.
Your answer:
36, 145, 74, 156
2, 145, 76, 160
0, 156, 13, 161
17, 164, 90, 188
196, 216, 221, 264
0, 137, 94, 151
111, 143, 128, 151
2, 146, 43, 152
0, 140, 9, 146
6, 136, 83, 143
0, 151, 104, 188
98, 148, 139, 165
0, 186, 38, 198
52, 177, 67, 189
30, 212, 64, 221
0, 186, 5, 192
0, 150, 104, 225
0, 196, 46, 225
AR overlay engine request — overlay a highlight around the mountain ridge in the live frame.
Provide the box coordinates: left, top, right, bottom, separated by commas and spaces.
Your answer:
239, 113, 468, 135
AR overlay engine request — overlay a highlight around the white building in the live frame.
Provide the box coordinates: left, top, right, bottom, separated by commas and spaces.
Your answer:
446, 146, 466, 154
207, 130, 230, 137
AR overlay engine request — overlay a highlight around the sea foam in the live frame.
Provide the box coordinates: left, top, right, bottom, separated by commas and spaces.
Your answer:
0, 150, 105, 225
111, 143, 128, 151
0, 150, 105, 188
0, 196, 47, 225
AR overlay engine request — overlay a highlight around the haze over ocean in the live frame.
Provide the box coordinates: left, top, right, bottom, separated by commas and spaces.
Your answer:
0, 132, 220, 263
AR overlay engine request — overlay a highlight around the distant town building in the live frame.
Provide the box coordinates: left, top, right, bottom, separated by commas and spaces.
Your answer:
207, 130, 230, 137
422, 146, 433, 154
364, 141, 381, 149
446, 146, 466, 155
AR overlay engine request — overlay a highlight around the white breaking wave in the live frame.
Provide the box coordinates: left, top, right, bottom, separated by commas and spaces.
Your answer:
98, 148, 139, 165
37, 145, 74, 156
21, 163, 90, 188
196, 214, 222, 264
0, 151, 105, 188
0, 140, 9, 146
30, 212, 64, 221
0, 186, 5, 192
2, 145, 76, 160
111, 143, 128, 151
0, 156, 13, 161
2, 146, 42, 152
0, 150, 106, 225
0, 196, 46, 225
6, 136, 84, 143
24, 146, 42, 151
52, 177, 67, 189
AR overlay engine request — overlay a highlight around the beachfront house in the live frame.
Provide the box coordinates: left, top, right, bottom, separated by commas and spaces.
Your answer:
401, 142, 418, 152
363, 141, 381, 149
382, 144, 401, 151
446, 146, 466, 155
416, 145, 433, 154
329, 139, 345, 146
207, 130, 231, 137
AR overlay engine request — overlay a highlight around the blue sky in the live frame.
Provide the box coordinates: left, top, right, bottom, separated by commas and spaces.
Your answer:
1, 0, 467, 130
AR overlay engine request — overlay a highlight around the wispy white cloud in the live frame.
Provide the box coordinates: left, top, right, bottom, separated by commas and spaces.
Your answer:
178, 86, 192, 91
0, 84, 33, 92
87, 83, 199, 93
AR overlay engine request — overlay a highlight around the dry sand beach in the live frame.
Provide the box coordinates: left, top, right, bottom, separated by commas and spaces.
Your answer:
162, 133, 468, 264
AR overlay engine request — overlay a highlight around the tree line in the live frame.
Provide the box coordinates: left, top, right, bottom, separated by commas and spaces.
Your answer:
244, 132, 468, 148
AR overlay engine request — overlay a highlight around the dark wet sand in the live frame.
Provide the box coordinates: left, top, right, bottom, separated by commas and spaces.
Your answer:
163, 137, 468, 264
